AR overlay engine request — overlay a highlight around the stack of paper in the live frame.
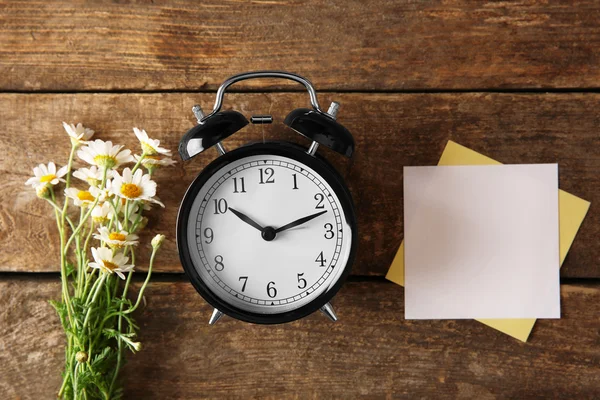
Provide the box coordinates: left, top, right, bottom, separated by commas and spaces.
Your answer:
386, 141, 590, 341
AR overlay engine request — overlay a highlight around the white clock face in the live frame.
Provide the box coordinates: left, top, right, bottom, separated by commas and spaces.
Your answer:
186, 154, 352, 314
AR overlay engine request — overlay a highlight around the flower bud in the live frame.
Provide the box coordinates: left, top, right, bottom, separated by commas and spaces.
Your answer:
36, 184, 51, 199
131, 341, 142, 352
76, 351, 88, 363
151, 234, 165, 249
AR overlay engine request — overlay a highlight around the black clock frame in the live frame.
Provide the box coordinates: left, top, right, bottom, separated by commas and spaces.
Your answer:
177, 141, 357, 324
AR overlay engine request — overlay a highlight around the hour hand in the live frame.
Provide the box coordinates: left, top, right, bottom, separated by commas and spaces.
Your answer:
229, 207, 265, 232
275, 210, 327, 234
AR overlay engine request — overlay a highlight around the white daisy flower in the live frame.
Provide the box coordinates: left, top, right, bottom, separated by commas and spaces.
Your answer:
133, 128, 171, 156
134, 154, 176, 173
63, 122, 94, 146
25, 162, 68, 188
91, 202, 112, 224
73, 166, 112, 187
65, 187, 97, 207
110, 168, 164, 207
77, 139, 134, 169
89, 247, 134, 280
93, 226, 139, 248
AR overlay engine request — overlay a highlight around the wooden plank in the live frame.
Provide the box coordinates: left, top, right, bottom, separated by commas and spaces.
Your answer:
1, 1, 600, 91
2, 93, 598, 276
1, 279, 599, 399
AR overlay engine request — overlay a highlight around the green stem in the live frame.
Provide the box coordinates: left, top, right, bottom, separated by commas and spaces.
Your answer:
124, 247, 157, 314
131, 152, 147, 173
108, 250, 135, 396
46, 199, 76, 232
82, 273, 106, 331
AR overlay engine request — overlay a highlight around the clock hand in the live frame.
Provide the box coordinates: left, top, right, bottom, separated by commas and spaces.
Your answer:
229, 208, 265, 232
275, 210, 328, 234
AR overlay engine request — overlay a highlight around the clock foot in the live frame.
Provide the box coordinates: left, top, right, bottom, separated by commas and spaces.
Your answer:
208, 308, 224, 325
319, 302, 338, 322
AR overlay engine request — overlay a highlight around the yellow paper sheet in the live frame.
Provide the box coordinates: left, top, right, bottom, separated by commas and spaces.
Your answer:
386, 140, 590, 342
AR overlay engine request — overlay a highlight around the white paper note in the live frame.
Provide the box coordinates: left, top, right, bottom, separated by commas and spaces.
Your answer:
404, 164, 560, 319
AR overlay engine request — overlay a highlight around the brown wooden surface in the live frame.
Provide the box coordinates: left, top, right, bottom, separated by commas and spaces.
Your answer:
2, 1, 600, 398
2, 278, 599, 399
2, 1, 600, 91
1, 92, 598, 277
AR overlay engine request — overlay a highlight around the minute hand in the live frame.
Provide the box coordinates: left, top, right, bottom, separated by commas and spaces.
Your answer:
275, 210, 328, 234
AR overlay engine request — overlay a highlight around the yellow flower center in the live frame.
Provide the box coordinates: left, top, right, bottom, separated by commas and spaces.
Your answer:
94, 155, 117, 169
102, 260, 119, 271
77, 191, 95, 202
109, 232, 127, 242
121, 183, 142, 199
40, 174, 57, 183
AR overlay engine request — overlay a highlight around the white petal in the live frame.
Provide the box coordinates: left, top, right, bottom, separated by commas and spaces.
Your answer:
113, 252, 129, 265
133, 127, 145, 142
89, 262, 102, 270
132, 169, 144, 185
122, 168, 132, 183
56, 165, 68, 178
147, 197, 165, 208
91, 247, 101, 263
116, 149, 133, 165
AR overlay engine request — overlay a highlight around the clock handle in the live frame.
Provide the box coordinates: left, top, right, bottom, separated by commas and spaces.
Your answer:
198, 71, 324, 124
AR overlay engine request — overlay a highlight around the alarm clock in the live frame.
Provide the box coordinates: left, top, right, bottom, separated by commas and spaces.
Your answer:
177, 71, 357, 324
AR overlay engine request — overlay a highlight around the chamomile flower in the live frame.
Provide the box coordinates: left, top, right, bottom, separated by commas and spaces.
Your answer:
133, 128, 171, 156
63, 122, 94, 146
65, 187, 97, 207
93, 226, 139, 248
89, 247, 134, 280
25, 162, 68, 188
91, 202, 112, 224
77, 139, 133, 169
134, 154, 176, 173
110, 168, 164, 207
73, 166, 112, 187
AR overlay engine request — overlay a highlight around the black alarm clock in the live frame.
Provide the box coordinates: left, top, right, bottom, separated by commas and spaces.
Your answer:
177, 71, 357, 324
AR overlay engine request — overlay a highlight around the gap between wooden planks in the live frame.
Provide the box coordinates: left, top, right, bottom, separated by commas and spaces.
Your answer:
1, 92, 598, 277
1, 1, 600, 91
1, 278, 599, 399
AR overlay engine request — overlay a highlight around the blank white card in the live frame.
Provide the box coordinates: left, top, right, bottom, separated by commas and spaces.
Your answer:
404, 164, 560, 319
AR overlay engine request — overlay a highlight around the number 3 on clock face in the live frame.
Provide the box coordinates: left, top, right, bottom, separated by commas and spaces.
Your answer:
178, 144, 356, 323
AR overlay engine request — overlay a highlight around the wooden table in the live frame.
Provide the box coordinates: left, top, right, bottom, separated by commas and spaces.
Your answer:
1, 1, 599, 398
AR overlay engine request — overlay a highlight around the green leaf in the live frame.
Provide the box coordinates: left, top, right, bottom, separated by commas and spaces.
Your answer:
65, 262, 76, 278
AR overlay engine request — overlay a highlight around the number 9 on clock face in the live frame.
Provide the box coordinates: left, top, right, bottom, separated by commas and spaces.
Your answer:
177, 143, 356, 324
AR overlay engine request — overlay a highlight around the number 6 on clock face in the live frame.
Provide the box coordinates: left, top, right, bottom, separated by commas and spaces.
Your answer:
178, 143, 357, 324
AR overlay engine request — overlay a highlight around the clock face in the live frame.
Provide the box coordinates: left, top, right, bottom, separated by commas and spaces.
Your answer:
183, 152, 353, 316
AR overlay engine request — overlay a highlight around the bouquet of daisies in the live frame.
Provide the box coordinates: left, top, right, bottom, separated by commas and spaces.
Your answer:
25, 123, 175, 399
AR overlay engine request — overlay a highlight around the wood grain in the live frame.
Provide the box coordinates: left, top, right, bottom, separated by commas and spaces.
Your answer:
1, 1, 600, 91
2, 92, 598, 277
1, 278, 599, 399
